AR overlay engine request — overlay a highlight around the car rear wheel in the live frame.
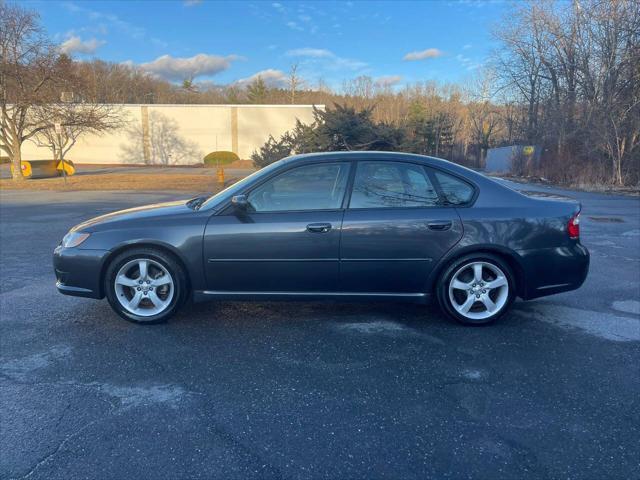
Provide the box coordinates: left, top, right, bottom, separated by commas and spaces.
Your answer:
437, 253, 515, 325
104, 248, 187, 324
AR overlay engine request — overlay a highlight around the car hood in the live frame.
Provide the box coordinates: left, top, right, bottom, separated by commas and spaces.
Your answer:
73, 199, 193, 232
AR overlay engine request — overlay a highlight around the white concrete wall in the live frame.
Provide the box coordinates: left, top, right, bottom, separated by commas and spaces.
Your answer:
17, 104, 321, 165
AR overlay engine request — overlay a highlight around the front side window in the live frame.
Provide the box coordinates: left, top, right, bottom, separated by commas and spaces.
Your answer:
349, 161, 439, 208
248, 163, 350, 212
434, 171, 475, 205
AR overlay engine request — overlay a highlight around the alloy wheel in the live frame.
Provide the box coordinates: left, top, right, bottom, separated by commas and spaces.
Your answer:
448, 261, 509, 321
114, 258, 174, 316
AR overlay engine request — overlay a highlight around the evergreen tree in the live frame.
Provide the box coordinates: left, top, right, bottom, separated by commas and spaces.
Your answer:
247, 77, 267, 104
251, 104, 406, 167
251, 133, 293, 168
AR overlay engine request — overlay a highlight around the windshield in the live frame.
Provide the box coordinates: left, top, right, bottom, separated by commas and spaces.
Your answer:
200, 159, 287, 210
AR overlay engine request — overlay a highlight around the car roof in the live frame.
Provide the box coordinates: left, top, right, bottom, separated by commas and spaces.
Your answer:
287, 151, 432, 163
202, 150, 534, 211
283, 151, 483, 180
281, 151, 537, 207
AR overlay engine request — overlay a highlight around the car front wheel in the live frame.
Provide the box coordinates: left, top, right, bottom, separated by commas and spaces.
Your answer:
437, 254, 515, 325
104, 247, 187, 324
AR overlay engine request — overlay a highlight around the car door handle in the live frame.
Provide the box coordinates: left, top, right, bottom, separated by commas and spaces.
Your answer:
306, 223, 332, 233
427, 221, 452, 231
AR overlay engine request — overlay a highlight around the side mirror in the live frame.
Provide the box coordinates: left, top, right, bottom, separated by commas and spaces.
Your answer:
231, 194, 249, 210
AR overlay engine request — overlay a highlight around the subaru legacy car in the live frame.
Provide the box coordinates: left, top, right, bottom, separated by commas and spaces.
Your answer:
54, 152, 589, 325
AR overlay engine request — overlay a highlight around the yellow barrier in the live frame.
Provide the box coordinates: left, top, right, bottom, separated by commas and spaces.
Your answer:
9, 159, 75, 179
57, 160, 76, 176
10, 161, 32, 178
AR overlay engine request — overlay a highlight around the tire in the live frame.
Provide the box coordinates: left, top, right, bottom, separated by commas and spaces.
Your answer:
104, 247, 188, 324
436, 253, 515, 325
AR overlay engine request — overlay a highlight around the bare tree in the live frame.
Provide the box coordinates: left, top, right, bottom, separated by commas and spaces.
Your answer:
467, 69, 502, 167
0, 3, 60, 180
342, 76, 375, 111
288, 62, 302, 104
31, 102, 122, 163
492, 0, 640, 185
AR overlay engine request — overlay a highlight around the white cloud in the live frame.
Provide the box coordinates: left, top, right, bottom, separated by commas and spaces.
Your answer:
266, 2, 319, 35
286, 48, 333, 58
286, 21, 304, 31
332, 57, 367, 71
286, 47, 367, 71
60, 35, 105, 55
374, 75, 402, 87
236, 69, 288, 88
62, 2, 164, 46
183, 0, 202, 5
403, 48, 443, 61
456, 53, 481, 70
139, 54, 238, 81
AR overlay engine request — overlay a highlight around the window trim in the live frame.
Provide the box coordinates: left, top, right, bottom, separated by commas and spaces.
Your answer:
218, 161, 353, 215
347, 160, 443, 210
214, 157, 479, 215
428, 166, 478, 207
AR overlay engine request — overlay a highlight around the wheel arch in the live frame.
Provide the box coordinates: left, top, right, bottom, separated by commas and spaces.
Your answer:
429, 245, 526, 298
98, 241, 192, 298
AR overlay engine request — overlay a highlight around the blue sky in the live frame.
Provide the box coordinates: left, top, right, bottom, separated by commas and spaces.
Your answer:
26, 0, 509, 90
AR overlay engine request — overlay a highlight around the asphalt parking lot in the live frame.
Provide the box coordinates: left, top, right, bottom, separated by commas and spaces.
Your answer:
1, 181, 639, 479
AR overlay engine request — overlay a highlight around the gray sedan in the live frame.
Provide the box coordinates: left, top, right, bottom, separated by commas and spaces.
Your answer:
53, 152, 589, 325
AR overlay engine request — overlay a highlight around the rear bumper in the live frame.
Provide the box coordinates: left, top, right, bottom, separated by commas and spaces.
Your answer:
53, 245, 109, 299
518, 243, 589, 300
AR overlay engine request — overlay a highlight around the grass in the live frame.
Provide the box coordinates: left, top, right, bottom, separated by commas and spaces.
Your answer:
0, 173, 227, 192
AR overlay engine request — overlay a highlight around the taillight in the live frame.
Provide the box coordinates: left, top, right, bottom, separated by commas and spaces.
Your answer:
568, 211, 580, 239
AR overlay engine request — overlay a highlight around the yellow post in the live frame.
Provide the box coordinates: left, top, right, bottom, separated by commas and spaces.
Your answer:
217, 166, 225, 184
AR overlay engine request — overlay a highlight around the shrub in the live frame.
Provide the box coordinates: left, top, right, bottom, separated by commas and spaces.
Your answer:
250, 104, 407, 168
251, 134, 293, 168
203, 151, 239, 167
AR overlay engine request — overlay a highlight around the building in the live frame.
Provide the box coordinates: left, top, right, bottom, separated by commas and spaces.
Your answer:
17, 104, 323, 165
485, 145, 540, 174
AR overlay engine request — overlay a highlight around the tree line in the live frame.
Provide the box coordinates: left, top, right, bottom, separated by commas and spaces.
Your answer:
2, 0, 638, 186
0, 3, 121, 179
492, 0, 639, 186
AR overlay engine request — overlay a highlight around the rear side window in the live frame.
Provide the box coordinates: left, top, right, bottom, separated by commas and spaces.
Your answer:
434, 171, 475, 205
350, 161, 439, 208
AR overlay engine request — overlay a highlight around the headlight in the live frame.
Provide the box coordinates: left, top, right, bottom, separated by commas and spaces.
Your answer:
61, 231, 90, 248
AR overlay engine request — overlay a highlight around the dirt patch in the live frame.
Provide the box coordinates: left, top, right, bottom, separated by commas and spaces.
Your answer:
74, 163, 205, 169
0, 173, 227, 192
228, 159, 255, 169
491, 173, 640, 196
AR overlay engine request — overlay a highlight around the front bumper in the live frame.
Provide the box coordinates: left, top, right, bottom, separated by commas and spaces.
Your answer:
53, 245, 110, 299
519, 242, 590, 300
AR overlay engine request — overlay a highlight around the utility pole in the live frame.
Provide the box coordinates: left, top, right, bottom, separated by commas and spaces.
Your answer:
54, 121, 66, 185
57, 91, 74, 184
